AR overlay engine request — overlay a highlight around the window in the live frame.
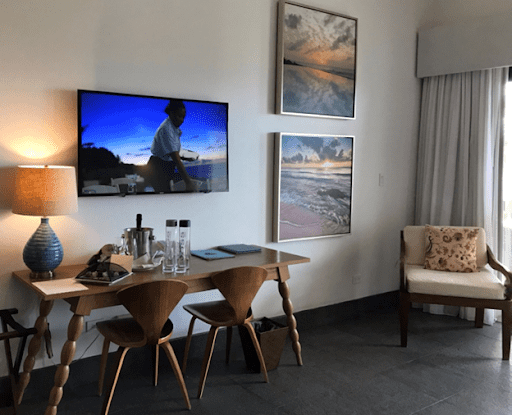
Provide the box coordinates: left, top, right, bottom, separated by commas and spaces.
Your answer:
502, 80, 512, 268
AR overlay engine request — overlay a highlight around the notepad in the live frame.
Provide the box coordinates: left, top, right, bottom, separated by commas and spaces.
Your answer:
191, 249, 235, 260
217, 244, 262, 254
33, 278, 88, 295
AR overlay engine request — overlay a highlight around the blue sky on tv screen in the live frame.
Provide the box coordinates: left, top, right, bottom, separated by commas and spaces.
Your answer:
80, 92, 228, 165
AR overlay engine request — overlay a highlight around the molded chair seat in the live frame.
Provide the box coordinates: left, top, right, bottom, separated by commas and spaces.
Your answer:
182, 266, 269, 399
183, 300, 240, 327
96, 280, 191, 414
97, 318, 174, 349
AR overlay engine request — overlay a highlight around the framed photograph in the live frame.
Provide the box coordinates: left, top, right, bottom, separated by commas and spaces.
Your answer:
276, 1, 357, 119
273, 133, 354, 242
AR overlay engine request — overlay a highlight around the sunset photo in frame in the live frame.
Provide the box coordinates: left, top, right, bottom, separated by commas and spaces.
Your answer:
273, 133, 354, 242
276, 1, 357, 119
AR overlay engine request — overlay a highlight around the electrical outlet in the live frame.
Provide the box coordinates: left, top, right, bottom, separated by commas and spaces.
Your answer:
352, 274, 361, 285
85, 318, 103, 332
85, 314, 131, 332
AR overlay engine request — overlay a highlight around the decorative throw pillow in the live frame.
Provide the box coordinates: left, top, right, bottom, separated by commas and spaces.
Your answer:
424, 225, 479, 273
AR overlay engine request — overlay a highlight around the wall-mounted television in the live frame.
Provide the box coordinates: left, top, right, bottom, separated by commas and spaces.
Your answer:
77, 89, 229, 196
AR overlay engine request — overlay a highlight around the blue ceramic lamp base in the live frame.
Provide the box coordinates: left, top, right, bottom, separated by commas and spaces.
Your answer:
23, 218, 63, 279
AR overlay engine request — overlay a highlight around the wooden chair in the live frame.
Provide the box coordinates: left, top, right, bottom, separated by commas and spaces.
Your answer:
182, 266, 269, 399
400, 226, 512, 359
0, 308, 37, 415
97, 280, 191, 414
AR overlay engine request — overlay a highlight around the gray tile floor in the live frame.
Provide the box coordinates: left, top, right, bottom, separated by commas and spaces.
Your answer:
17, 309, 512, 414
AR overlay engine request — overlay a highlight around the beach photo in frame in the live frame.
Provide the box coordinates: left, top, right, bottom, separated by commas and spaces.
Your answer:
276, 1, 357, 119
273, 133, 354, 242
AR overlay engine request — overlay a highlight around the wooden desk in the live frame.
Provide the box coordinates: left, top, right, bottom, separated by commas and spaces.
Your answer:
12, 247, 309, 415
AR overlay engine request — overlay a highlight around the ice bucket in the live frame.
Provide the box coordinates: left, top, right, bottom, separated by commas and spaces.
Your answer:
123, 227, 154, 259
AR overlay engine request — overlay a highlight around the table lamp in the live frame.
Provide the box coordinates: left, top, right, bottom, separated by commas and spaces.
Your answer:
12, 165, 78, 279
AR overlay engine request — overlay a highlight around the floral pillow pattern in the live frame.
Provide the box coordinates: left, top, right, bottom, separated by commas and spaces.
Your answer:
424, 225, 479, 273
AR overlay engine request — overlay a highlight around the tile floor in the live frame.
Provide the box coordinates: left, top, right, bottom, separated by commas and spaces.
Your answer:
16, 309, 512, 414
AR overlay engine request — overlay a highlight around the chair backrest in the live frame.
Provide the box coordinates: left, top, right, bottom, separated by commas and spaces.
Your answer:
211, 266, 268, 324
116, 280, 188, 345
403, 225, 487, 268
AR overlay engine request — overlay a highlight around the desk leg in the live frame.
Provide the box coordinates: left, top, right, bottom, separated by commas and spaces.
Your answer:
17, 299, 54, 404
278, 279, 303, 366
45, 313, 84, 415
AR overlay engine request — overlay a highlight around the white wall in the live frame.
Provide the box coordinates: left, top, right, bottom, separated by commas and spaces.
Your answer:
0, 0, 423, 377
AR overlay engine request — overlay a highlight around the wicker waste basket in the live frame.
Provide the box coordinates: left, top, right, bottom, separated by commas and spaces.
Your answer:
238, 317, 288, 372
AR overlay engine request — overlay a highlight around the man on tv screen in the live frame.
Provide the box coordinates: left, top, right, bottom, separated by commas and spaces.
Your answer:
147, 99, 198, 192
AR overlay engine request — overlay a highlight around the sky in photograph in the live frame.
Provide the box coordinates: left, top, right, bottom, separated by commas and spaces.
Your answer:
80, 92, 227, 165
282, 134, 352, 166
283, 3, 356, 75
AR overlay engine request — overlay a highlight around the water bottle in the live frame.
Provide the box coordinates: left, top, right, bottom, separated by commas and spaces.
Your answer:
163, 219, 178, 273
176, 220, 191, 273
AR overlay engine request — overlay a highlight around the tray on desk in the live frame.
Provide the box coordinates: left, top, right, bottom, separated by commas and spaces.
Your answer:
75, 262, 132, 285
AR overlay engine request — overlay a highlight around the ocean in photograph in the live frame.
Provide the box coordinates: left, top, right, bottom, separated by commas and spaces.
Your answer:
185, 160, 228, 191
279, 166, 351, 240
283, 65, 354, 117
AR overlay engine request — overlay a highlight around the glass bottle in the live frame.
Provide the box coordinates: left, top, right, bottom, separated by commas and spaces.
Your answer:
163, 219, 178, 273
176, 220, 191, 273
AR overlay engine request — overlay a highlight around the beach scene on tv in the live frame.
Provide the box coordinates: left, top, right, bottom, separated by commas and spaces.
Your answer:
278, 134, 353, 241
281, 3, 356, 118
79, 91, 228, 195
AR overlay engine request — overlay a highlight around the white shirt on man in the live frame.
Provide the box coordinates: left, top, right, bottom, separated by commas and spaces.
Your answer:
151, 117, 181, 162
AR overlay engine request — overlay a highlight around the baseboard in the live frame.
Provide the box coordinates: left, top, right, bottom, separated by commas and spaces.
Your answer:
275, 290, 399, 330
0, 290, 399, 408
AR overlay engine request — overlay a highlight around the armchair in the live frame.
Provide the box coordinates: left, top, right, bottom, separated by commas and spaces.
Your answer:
400, 225, 512, 360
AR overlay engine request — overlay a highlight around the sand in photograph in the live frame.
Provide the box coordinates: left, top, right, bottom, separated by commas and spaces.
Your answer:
279, 202, 347, 240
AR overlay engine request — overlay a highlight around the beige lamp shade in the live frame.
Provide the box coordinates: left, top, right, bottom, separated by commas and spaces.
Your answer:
12, 165, 78, 216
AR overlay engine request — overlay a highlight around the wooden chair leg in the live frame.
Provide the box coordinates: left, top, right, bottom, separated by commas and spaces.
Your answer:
98, 338, 110, 396
161, 341, 191, 410
243, 322, 268, 383
197, 326, 219, 399
101, 346, 130, 415
399, 292, 410, 347
226, 326, 233, 364
153, 345, 159, 386
182, 316, 197, 374
475, 308, 485, 328
502, 304, 511, 361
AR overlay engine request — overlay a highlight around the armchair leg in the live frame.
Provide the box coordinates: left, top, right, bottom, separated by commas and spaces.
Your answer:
399, 292, 410, 347
226, 326, 232, 364
243, 321, 268, 383
101, 346, 130, 415
161, 341, 191, 410
197, 326, 219, 399
475, 308, 485, 328
98, 338, 110, 396
153, 345, 159, 386
182, 316, 197, 374
502, 304, 512, 361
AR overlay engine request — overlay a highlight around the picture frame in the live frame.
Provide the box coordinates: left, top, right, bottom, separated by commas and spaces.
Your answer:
276, 1, 357, 119
273, 133, 354, 242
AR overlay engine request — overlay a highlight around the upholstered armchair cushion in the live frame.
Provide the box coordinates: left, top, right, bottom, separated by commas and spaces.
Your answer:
424, 225, 479, 272
403, 226, 487, 268
405, 264, 506, 300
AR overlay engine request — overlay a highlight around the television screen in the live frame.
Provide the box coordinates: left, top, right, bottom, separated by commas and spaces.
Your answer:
77, 89, 229, 196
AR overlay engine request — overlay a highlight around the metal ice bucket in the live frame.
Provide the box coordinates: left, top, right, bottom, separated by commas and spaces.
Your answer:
123, 227, 154, 259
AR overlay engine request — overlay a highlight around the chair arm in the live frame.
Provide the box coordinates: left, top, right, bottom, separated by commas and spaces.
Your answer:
487, 245, 512, 298
400, 231, 406, 291
0, 308, 37, 340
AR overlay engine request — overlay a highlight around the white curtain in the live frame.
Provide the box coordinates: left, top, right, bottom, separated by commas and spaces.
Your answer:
415, 67, 508, 325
